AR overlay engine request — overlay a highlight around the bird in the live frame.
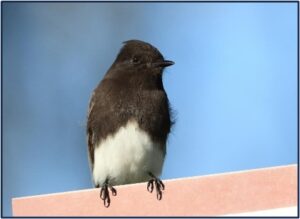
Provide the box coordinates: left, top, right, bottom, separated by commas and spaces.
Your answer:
87, 39, 174, 207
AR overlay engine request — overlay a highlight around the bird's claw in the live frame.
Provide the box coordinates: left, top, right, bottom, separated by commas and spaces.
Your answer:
109, 184, 117, 196
99, 181, 117, 207
147, 179, 154, 192
147, 173, 165, 200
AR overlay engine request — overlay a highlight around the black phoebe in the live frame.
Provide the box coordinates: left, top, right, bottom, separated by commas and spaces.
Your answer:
87, 40, 174, 207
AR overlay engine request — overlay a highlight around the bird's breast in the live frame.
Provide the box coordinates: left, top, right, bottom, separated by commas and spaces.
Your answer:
92, 120, 165, 187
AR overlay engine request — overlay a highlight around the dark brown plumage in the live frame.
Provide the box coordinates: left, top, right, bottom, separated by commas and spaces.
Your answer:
87, 40, 174, 207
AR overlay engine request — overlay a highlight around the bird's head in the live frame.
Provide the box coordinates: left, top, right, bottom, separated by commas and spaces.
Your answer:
111, 40, 174, 76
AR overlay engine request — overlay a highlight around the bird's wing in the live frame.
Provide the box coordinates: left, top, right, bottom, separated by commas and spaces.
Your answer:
87, 90, 96, 170
86, 79, 117, 170
87, 78, 131, 170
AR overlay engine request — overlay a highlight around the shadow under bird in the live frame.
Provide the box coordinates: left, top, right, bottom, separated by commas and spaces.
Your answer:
87, 40, 174, 207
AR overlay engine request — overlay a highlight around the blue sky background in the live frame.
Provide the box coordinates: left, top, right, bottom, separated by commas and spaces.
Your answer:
2, 2, 298, 216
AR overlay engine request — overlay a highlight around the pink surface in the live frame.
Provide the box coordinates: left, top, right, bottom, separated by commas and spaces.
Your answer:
12, 165, 297, 216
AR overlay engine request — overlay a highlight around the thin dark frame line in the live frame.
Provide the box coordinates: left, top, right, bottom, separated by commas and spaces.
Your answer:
297, 1, 300, 218
1, 1, 3, 218
1, 0, 299, 218
0, 1, 299, 3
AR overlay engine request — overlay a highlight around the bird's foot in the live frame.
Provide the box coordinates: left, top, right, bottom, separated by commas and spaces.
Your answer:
147, 172, 165, 200
99, 179, 117, 207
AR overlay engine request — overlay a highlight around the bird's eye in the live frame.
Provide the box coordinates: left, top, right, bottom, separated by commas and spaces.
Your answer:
131, 57, 140, 64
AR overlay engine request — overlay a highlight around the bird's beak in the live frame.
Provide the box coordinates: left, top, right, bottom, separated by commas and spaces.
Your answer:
152, 60, 175, 68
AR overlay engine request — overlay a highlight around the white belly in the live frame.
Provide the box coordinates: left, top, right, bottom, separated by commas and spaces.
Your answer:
93, 120, 165, 187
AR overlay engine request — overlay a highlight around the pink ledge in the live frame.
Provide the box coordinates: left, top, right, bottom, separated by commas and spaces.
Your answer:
12, 164, 297, 216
